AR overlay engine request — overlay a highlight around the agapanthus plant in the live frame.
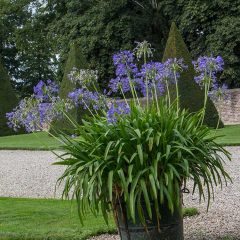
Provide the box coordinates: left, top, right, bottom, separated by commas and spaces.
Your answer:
6, 42, 231, 235
6, 80, 72, 132
193, 56, 225, 124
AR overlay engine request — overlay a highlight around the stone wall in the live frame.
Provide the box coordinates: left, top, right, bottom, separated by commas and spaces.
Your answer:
214, 88, 240, 125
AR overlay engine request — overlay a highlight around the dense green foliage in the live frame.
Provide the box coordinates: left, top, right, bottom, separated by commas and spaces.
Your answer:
0, 59, 19, 136
178, 0, 240, 88
0, 0, 57, 96
56, 100, 230, 224
162, 23, 223, 128
1, 0, 240, 93
46, 0, 168, 88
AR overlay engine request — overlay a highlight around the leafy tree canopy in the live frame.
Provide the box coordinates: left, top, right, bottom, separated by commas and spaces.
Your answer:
1, 0, 240, 95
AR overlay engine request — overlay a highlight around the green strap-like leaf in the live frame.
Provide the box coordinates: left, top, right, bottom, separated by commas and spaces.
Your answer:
137, 144, 144, 165
104, 141, 114, 160
140, 179, 152, 219
108, 171, 114, 202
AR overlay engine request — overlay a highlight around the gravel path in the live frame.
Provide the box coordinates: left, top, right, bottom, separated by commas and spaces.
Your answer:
0, 147, 240, 239
0, 150, 64, 198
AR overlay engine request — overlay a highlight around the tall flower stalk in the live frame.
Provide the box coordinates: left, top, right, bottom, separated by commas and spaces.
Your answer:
193, 56, 224, 126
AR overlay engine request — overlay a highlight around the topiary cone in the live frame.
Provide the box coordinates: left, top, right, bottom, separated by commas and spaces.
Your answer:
50, 42, 89, 134
0, 57, 21, 136
162, 22, 223, 128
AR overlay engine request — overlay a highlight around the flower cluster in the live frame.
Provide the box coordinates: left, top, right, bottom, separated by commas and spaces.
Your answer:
109, 49, 187, 99
67, 68, 98, 87
107, 101, 130, 123
6, 40, 227, 134
208, 83, 228, 102
134, 41, 153, 60
6, 81, 71, 132
193, 56, 224, 87
34, 80, 59, 101
68, 88, 104, 111
109, 51, 138, 94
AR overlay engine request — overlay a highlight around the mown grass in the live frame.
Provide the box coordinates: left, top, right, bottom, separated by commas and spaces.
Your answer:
0, 198, 198, 240
213, 124, 240, 146
0, 132, 60, 150
0, 124, 239, 151
0, 198, 116, 240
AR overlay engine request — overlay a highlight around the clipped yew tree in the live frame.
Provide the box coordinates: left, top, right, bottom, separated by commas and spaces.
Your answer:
162, 22, 223, 127
51, 43, 88, 134
0, 58, 19, 136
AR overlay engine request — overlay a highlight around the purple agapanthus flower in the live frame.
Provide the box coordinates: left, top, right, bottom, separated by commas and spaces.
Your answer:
208, 83, 228, 102
108, 77, 131, 93
193, 56, 224, 86
137, 62, 166, 96
109, 50, 139, 94
113, 50, 134, 66
6, 80, 67, 133
34, 80, 59, 101
68, 88, 103, 110
107, 101, 130, 123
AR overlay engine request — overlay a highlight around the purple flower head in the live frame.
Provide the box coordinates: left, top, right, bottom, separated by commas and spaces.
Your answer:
107, 101, 130, 123
109, 77, 131, 93
47, 80, 59, 94
6, 93, 70, 133
34, 80, 45, 99
113, 50, 134, 66
208, 83, 228, 102
68, 88, 106, 111
109, 51, 139, 95
193, 56, 224, 73
33, 80, 59, 101
137, 62, 165, 96
193, 56, 224, 87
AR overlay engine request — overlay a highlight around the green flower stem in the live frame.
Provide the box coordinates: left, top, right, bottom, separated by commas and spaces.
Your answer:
62, 110, 79, 128
126, 70, 140, 107
92, 82, 99, 94
201, 70, 212, 125
165, 80, 171, 108
120, 86, 130, 107
214, 98, 223, 136
144, 52, 149, 110
173, 69, 179, 116
82, 99, 95, 117
49, 95, 81, 127
152, 80, 160, 113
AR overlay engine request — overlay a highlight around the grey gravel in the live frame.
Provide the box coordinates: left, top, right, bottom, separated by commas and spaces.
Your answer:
0, 150, 64, 198
0, 147, 239, 239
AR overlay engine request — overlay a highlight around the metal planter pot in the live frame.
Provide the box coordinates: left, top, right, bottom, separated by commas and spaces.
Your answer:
114, 198, 184, 240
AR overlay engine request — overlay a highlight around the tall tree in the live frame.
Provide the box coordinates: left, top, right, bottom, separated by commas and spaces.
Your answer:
0, 0, 57, 96
176, 0, 240, 87
45, 0, 169, 88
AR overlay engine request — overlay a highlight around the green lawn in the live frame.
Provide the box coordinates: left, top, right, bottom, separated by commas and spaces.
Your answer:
213, 125, 240, 146
0, 125, 240, 150
0, 198, 116, 240
0, 198, 198, 240
0, 132, 60, 150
